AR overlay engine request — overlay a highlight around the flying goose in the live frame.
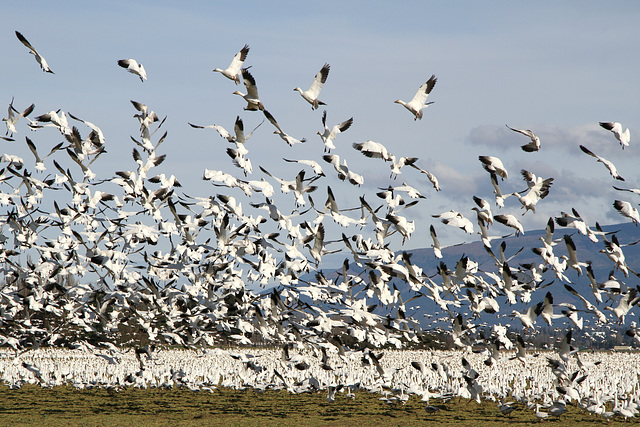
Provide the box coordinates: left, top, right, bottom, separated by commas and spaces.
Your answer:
263, 110, 306, 146
212, 44, 249, 84
505, 124, 541, 152
394, 74, 437, 120
15, 31, 53, 73
600, 121, 630, 149
282, 158, 324, 176
409, 164, 440, 191
494, 214, 524, 235
318, 110, 353, 152
352, 140, 393, 161
294, 63, 330, 110
613, 200, 640, 225
3, 97, 35, 137
117, 59, 147, 82
479, 156, 508, 179
233, 69, 264, 111
579, 145, 624, 181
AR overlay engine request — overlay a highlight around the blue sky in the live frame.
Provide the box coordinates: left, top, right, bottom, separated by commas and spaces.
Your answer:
4, 1, 640, 255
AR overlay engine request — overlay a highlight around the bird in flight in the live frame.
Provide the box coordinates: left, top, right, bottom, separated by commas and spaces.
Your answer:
118, 59, 147, 82
213, 44, 250, 84
505, 124, 541, 152
600, 121, 630, 149
394, 75, 437, 120
15, 31, 54, 73
294, 63, 330, 110
234, 69, 264, 111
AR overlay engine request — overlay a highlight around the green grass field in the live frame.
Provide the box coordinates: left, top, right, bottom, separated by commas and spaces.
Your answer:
0, 384, 628, 426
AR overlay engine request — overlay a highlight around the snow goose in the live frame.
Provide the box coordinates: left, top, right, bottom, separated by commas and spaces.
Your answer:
318, 110, 353, 152
263, 110, 306, 146
188, 122, 234, 142
489, 172, 509, 207
440, 212, 474, 234
494, 214, 524, 235
234, 68, 264, 111
3, 98, 34, 137
472, 196, 493, 226
15, 31, 53, 73
579, 144, 624, 181
555, 208, 599, 242
409, 164, 440, 191
479, 155, 508, 179
600, 121, 629, 149
613, 200, 640, 225
394, 74, 437, 120
511, 174, 553, 215
511, 303, 542, 330
505, 124, 540, 152
391, 182, 426, 199
613, 185, 640, 196
564, 284, 607, 324
352, 140, 393, 161
389, 156, 418, 178
117, 59, 147, 82
282, 158, 324, 176
212, 44, 249, 84
429, 225, 442, 259
605, 288, 640, 323
294, 63, 330, 110
68, 113, 105, 146
563, 234, 587, 275
25, 137, 63, 172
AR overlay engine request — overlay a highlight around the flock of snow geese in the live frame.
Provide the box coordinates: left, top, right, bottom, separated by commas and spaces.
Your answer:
2, 31, 640, 420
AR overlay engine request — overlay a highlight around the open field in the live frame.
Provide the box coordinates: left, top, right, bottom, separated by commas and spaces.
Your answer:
0, 385, 625, 426
2, 348, 640, 424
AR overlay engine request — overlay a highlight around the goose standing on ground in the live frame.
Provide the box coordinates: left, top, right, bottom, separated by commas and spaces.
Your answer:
394, 74, 437, 120
294, 63, 330, 110
505, 124, 541, 152
212, 44, 249, 84
15, 31, 54, 73
600, 121, 630, 149
118, 59, 147, 82
3, 98, 35, 137
234, 68, 264, 111
579, 145, 624, 181
318, 110, 353, 152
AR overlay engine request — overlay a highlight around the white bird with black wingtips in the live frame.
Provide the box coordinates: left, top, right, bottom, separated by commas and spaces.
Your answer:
117, 59, 147, 82
505, 124, 541, 152
394, 75, 437, 120
318, 110, 353, 153
213, 44, 249, 84
294, 63, 330, 110
600, 121, 629, 149
579, 145, 624, 181
15, 31, 53, 73
234, 69, 264, 111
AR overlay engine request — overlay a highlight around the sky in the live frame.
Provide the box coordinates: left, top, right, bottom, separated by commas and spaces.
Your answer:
4, 1, 640, 260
